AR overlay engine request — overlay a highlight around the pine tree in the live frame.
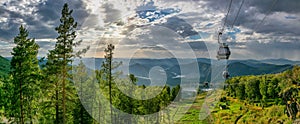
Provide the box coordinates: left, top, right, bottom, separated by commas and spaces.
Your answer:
9, 25, 40, 123
43, 3, 89, 123
96, 44, 122, 123
103, 44, 115, 123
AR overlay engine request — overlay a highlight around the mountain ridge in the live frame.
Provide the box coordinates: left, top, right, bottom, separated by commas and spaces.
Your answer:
0, 57, 297, 85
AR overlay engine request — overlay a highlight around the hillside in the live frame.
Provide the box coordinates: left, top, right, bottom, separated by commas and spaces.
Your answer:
179, 66, 300, 123
260, 58, 300, 65
0, 56, 10, 78
228, 62, 293, 77
220, 66, 300, 123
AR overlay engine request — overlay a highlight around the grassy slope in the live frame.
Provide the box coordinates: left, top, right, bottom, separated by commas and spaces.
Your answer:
177, 92, 293, 124
211, 97, 292, 124
176, 93, 211, 124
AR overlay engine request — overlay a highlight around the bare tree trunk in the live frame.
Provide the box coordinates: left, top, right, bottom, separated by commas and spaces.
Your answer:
109, 51, 113, 124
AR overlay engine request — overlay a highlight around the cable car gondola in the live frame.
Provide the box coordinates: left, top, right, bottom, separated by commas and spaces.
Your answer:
216, 32, 231, 60
217, 43, 231, 60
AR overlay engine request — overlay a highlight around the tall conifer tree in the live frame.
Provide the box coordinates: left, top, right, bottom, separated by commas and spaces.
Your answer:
44, 3, 89, 123
10, 25, 40, 123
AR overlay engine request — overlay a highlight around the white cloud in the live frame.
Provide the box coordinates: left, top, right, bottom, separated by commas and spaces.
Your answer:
0, 40, 15, 56
3, 0, 47, 15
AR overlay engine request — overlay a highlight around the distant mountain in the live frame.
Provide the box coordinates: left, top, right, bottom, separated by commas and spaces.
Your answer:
196, 58, 212, 64
228, 62, 293, 77
0, 57, 297, 86
0, 56, 10, 78
228, 59, 262, 67
114, 58, 295, 86
260, 58, 300, 65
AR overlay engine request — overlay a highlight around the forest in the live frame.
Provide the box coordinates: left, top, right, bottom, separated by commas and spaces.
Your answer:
0, 3, 184, 124
1, 2, 300, 124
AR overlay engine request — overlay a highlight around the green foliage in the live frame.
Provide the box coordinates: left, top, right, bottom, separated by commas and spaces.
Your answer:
0, 56, 10, 78
259, 76, 268, 100
211, 96, 292, 124
236, 83, 245, 100
72, 61, 96, 124
226, 66, 300, 120
4, 2, 300, 123
0, 78, 5, 117
7, 25, 41, 123
268, 77, 280, 98
171, 85, 181, 101
72, 61, 96, 123
42, 3, 89, 123
93, 44, 180, 123
245, 77, 261, 100
0, 2, 198, 124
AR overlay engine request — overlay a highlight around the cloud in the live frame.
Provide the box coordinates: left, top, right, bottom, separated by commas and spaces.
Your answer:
101, 3, 121, 23
244, 40, 300, 60
0, 40, 15, 56
0, 0, 89, 39
187, 41, 208, 51
35, 39, 56, 57
0, 0, 89, 57
102, 0, 300, 60
0, 0, 299, 61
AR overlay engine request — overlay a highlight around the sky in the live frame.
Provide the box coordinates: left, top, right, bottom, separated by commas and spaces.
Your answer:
0, 0, 300, 60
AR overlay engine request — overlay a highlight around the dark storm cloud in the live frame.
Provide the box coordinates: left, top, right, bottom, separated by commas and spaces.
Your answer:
248, 0, 300, 14
204, 0, 300, 14
203, 0, 300, 35
101, 3, 121, 23
0, 0, 89, 41
0, 7, 22, 41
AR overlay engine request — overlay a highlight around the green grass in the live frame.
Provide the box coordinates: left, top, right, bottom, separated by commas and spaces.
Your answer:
174, 92, 294, 124
211, 97, 292, 124
176, 93, 212, 124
